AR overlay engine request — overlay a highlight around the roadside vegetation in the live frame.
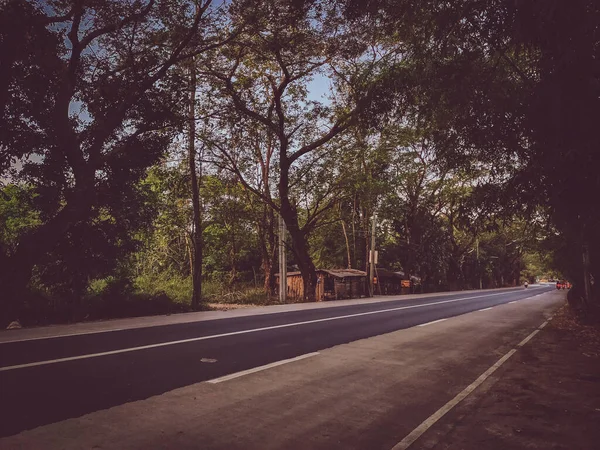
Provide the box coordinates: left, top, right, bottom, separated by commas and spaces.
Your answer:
1, 0, 598, 326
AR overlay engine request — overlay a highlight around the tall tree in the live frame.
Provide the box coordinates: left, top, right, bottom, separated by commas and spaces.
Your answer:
352, 0, 600, 304
0, 0, 227, 322
202, 0, 387, 300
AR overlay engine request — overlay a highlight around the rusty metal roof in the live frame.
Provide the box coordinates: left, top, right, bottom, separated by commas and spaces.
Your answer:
375, 268, 405, 279
318, 268, 367, 278
275, 269, 367, 278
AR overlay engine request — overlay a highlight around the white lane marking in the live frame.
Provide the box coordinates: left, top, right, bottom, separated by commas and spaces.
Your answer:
1, 287, 549, 345
538, 321, 549, 330
0, 327, 138, 345
517, 329, 540, 347
391, 323, 545, 450
418, 318, 448, 327
508, 301, 517, 304
478, 307, 493, 312
0, 290, 524, 372
206, 352, 319, 384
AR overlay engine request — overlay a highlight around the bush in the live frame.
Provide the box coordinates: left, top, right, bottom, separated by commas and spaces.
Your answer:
133, 272, 193, 304
204, 285, 272, 305
13, 273, 272, 327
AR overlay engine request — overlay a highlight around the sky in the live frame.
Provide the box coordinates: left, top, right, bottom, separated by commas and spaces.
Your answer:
307, 74, 333, 103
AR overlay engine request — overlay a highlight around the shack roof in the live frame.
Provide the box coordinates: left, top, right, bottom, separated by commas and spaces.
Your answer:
375, 268, 405, 279
275, 268, 367, 278
319, 268, 367, 278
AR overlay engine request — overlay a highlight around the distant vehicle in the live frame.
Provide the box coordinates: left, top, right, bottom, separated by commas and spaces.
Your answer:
524, 281, 528, 288
556, 280, 567, 290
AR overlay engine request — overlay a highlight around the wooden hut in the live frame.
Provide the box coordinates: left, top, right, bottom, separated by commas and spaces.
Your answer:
275, 268, 368, 301
373, 268, 404, 294
373, 269, 420, 295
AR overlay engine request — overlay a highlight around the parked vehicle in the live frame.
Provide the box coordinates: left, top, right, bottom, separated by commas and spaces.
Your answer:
556, 280, 567, 290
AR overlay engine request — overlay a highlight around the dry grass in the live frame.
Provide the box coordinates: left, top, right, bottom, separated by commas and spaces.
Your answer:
207, 303, 262, 311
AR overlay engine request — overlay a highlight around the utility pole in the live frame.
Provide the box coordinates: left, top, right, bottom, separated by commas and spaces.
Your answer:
188, 58, 203, 310
279, 215, 287, 303
369, 213, 377, 297
476, 237, 482, 290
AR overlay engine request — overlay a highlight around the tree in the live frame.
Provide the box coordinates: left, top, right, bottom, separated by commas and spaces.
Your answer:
354, 0, 600, 306
201, 174, 260, 285
202, 0, 385, 300
0, 0, 228, 322
134, 164, 194, 278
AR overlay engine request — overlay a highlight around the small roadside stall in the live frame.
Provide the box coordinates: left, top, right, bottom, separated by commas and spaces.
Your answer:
275, 268, 368, 301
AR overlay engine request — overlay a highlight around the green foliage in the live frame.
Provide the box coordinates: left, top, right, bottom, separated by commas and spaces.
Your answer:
134, 272, 193, 305
0, 0, 225, 323
0, 184, 40, 254
134, 164, 193, 277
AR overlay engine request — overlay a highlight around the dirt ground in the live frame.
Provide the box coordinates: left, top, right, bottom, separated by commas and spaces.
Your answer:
419, 304, 600, 450
207, 302, 261, 311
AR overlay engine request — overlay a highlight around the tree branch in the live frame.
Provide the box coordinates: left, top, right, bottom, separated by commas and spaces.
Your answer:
79, 0, 157, 51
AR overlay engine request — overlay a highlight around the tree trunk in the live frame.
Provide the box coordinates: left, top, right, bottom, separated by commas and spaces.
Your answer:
582, 242, 591, 309
351, 195, 357, 269
341, 219, 352, 269
229, 228, 237, 285
279, 200, 317, 302
279, 157, 317, 301
288, 226, 318, 301
262, 239, 278, 296
257, 203, 277, 296
188, 62, 202, 310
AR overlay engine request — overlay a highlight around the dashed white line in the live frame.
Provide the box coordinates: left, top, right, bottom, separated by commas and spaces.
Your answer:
418, 318, 448, 327
206, 352, 320, 384
390, 321, 547, 450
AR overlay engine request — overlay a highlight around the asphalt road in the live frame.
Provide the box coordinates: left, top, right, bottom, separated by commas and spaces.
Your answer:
0, 285, 554, 439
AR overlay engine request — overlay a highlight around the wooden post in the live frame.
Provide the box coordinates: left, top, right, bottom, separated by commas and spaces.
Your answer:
476, 237, 482, 290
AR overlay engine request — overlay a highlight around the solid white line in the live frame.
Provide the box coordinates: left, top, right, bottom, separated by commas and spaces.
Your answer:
538, 321, 549, 329
478, 307, 493, 312
206, 352, 320, 384
390, 325, 545, 450
517, 329, 540, 347
2, 287, 548, 345
0, 327, 138, 345
418, 318, 447, 327
508, 301, 517, 304
0, 290, 519, 372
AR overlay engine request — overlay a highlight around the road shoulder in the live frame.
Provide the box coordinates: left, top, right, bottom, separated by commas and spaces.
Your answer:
415, 305, 600, 450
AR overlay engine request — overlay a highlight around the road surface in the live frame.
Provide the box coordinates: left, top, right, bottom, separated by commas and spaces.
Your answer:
0, 285, 561, 448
